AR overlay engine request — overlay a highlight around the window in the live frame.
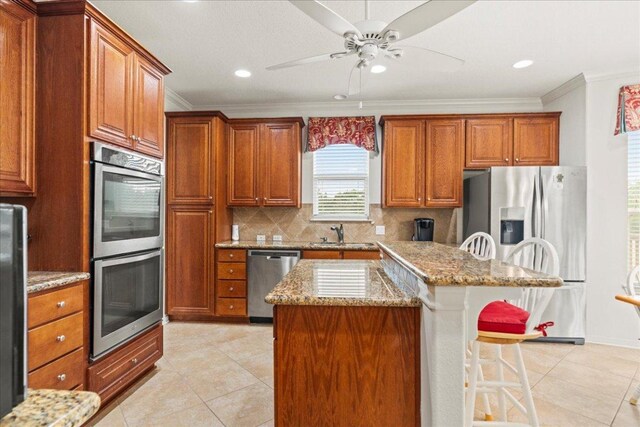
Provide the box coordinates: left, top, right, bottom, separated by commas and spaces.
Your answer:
629, 131, 640, 270
313, 144, 369, 220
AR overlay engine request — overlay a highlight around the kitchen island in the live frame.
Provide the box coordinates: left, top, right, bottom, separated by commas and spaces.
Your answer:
267, 242, 562, 427
265, 260, 421, 426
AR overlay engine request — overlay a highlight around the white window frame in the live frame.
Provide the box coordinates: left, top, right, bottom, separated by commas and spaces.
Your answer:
628, 131, 640, 270
312, 144, 370, 221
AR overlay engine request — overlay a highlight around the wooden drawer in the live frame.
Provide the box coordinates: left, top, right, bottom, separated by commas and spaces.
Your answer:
343, 250, 381, 260
217, 262, 246, 280
218, 249, 247, 263
28, 348, 84, 390
216, 298, 247, 316
28, 312, 83, 371
28, 282, 84, 328
216, 280, 247, 298
302, 250, 342, 259
88, 325, 162, 404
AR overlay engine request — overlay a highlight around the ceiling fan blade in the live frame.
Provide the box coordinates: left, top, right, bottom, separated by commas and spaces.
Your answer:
391, 46, 465, 72
289, 0, 362, 38
383, 0, 476, 42
266, 51, 354, 70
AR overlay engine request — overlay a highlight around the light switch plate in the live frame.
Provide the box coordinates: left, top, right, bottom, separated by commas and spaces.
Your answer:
375, 226, 385, 235
256, 234, 266, 242
273, 235, 283, 241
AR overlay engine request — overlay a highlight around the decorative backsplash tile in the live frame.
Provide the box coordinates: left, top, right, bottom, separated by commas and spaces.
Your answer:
232, 204, 457, 244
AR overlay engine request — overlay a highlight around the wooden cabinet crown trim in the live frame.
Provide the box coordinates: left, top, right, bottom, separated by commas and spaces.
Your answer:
37, 1, 171, 75
228, 117, 306, 127
379, 112, 561, 125
166, 111, 229, 121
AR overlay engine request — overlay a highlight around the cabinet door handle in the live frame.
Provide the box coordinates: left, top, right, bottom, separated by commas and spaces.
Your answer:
263, 197, 267, 202
130, 134, 137, 141
56, 335, 66, 342
255, 198, 259, 202
57, 301, 66, 308
132, 358, 138, 365
229, 269, 234, 273
504, 158, 509, 162
417, 197, 421, 201
229, 305, 234, 310
208, 196, 213, 200
229, 287, 234, 292
515, 158, 520, 162
57, 373, 66, 382
229, 253, 234, 258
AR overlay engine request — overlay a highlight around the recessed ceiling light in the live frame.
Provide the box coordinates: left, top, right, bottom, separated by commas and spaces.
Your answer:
371, 65, 387, 74
513, 59, 533, 69
333, 94, 347, 100
234, 69, 251, 78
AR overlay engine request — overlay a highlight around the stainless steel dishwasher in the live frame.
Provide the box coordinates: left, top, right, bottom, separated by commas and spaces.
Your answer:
247, 250, 300, 322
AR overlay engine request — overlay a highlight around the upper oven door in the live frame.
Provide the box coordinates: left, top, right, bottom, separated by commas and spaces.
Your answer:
94, 163, 164, 259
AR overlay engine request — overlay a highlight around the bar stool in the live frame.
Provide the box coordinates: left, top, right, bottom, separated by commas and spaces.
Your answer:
465, 238, 560, 427
615, 265, 640, 405
461, 232, 496, 260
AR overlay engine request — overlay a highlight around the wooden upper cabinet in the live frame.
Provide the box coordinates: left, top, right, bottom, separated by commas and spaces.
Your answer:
227, 119, 303, 207
513, 116, 559, 166
383, 120, 424, 207
88, 18, 168, 158
133, 55, 164, 158
0, 0, 36, 195
167, 118, 214, 204
425, 119, 464, 207
228, 124, 260, 206
261, 123, 301, 207
89, 20, 133, 149
465, 118, 513, 168
166, 206, 214, 317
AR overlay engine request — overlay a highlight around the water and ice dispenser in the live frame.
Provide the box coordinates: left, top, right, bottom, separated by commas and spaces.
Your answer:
499, 207, 524, 245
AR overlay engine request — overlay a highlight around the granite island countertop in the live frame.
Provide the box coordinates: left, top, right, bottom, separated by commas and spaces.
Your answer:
265, 260, 420, 307
0, 389, 100, 427
378, 241, 563, 287
216, 240, 380, 251
27, 272, 91, 294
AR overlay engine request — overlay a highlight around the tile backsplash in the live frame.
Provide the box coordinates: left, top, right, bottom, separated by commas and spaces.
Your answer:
233, 204, 457, 244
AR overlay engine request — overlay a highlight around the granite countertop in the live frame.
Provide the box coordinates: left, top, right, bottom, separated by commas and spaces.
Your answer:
265, 260, 421, 307
378, 241, 563, 287
216, 240, 380, 251
0, 389, 100, 427
27, 272, 91, 294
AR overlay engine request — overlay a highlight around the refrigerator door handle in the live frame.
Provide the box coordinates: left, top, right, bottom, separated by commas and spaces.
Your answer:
531, 175, 538, 238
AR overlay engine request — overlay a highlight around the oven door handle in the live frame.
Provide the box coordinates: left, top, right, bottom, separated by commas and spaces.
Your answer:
95, 249, 162, 268
97, 163, 164, 183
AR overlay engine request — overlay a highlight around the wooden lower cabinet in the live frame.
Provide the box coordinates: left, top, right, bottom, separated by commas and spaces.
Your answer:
302, 250, 342, 260
303, 250, 381, 260
273, 305, 420, 426
216, 250, 248, 317
26, 280, 87, 391
88, 324, 162, 404
343, 250, 381, 260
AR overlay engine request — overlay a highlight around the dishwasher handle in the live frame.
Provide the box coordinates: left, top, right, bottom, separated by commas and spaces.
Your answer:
248, 250, 300, 259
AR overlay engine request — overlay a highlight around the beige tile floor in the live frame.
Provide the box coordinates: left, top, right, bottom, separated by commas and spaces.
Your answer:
89, 321, 640, 427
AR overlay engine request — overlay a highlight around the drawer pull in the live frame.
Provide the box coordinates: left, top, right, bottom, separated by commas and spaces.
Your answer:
229, 305, 234, 310
229, 269, 234, 273
57, 373, 66, 382
132, 358, 138, 365
229, 253, 234, 258
57, 301, 66, 308
229, 286, 234, 292
56, 335, 66, 342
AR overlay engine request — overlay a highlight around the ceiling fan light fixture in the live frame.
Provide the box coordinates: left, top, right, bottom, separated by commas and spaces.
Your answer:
234, 69, 252, 78
513, 59, 533, 69
371, 64, 386, 74
333, 94, 347, 100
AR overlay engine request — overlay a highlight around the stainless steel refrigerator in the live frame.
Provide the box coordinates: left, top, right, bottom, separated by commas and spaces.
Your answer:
462, 167, 587, 343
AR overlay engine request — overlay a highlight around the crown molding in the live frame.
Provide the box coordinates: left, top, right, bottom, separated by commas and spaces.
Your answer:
165, 88, 193, 111
583, 69, 640, 83
541, 74, 587, 105
193, 97, 542, 118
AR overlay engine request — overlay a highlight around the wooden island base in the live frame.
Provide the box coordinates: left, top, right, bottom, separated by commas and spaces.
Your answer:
273, 305, 421, 426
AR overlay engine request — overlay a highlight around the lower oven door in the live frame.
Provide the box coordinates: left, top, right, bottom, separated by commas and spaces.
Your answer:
92, 249, 163, 359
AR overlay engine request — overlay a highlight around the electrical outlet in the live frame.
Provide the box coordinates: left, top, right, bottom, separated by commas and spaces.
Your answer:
273, 235, 283, 242
375, 226, 386, 235
256, 234, 266, 242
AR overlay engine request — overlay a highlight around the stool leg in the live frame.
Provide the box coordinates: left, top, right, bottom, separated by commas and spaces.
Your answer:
514, 343, 539, 427
631, 382, 640, 405
477, 363, 494, 421
495, 344, 507, 421
466, 340, 481, 427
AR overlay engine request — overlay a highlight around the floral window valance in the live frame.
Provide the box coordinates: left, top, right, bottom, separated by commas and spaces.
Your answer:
615, 84, 640, 135
306, 116, 378, 154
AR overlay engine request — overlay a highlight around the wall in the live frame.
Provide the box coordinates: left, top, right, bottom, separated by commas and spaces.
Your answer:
543, 71, 640, 348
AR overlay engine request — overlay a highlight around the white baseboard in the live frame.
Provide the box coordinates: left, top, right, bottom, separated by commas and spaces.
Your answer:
586, 335, 640, 349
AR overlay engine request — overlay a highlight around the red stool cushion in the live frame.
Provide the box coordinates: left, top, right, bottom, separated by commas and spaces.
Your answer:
477, 301, 530, 335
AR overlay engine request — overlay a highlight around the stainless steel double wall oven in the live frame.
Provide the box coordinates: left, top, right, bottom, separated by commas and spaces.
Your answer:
91, 143, 164, 358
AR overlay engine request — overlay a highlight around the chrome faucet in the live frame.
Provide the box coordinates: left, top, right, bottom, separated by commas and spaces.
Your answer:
330, 224, 344, 244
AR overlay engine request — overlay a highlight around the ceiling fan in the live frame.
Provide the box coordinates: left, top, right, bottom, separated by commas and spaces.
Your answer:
267, 0, 476, 97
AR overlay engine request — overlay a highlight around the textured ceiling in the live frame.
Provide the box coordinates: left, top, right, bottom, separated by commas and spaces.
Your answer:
90, 0, 640, 106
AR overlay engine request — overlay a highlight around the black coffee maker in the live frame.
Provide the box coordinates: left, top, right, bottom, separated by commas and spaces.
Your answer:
412, 218, 434, 241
